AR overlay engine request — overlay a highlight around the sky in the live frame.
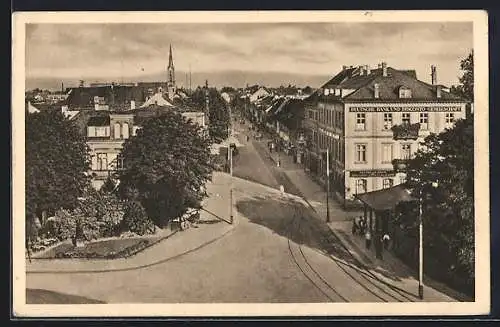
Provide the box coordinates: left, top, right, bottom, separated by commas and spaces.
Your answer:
25, 22, 473, 87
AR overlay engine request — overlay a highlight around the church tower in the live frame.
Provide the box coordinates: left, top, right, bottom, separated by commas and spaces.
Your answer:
167, 44, 176, 100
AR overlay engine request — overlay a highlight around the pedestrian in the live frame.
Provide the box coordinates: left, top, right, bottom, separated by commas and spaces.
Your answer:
352, 218, 358, 235
382, 233, 391, 250
246, 135, 249, 142
359, 217, 366, 235
365, 230, 372, 249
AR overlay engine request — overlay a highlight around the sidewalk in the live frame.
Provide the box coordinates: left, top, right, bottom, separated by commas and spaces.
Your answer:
26, 172, 237, 274
256, 132, 468, 302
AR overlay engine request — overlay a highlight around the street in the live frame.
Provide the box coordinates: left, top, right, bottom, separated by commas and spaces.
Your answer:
25, 121, 450, 303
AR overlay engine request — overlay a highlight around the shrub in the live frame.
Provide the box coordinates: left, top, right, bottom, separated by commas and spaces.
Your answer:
122, 201, 155, 236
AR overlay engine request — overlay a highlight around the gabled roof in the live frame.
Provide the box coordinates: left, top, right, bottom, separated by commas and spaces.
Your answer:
140, 92, 175, 108
320, 66, 465, 103
26, 101, 40, 113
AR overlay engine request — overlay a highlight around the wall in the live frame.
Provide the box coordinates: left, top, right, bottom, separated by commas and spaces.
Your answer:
343, 102, 466, 200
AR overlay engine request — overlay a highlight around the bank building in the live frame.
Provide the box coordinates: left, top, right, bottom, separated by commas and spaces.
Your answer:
302, 62, 468, 206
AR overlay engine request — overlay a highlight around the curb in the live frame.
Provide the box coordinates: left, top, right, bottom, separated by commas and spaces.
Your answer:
27, 223, 236, 274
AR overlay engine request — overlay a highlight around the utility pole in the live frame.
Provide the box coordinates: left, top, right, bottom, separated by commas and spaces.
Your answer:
189, 64, 192, 94
228, 103, 234, 224
205, 80, 210, 127
418, 190, 424, 299
326, 148, 331, 223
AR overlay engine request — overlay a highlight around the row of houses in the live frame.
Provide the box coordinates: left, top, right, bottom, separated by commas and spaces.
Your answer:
27, 44, 213, 190
28, 87, 207, 190
243, 63, 469, 206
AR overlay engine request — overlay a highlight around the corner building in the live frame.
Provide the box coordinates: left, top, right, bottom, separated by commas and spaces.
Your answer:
304, 63, 467, 205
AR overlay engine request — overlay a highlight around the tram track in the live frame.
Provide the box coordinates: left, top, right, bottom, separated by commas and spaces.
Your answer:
237, 127, 419, 302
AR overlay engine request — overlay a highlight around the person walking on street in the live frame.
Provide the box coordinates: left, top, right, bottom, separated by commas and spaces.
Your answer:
365, 230, 372, 249
352, 218, 359, 235
382, 233, 391, 250
359, 217, 366, 235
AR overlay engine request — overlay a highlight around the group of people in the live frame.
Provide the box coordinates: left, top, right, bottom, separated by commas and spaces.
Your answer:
352, 216, 391, 252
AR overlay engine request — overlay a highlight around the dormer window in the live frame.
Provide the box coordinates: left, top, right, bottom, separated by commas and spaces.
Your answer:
399, 86, 412, 99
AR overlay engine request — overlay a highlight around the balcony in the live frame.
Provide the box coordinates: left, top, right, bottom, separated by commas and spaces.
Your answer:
392, 159, 410, 172
391, 123, 420, 140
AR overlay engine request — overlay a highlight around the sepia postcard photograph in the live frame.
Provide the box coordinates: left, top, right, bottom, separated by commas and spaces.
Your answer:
12, 10, 490, 317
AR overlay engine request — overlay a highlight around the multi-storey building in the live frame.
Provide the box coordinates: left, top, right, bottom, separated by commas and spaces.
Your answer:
303, 62, 468, 205
86, 112, 137, 189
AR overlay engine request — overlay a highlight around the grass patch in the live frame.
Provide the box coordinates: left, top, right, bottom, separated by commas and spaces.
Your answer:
36, 236, 164, 259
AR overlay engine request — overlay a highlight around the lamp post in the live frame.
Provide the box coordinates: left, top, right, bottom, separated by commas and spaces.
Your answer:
228, 104, 234, 224
417, 181, 438, 300
326, 148, 331, 223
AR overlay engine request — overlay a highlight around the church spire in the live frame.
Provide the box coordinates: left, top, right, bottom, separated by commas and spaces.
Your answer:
167, 44, 176, 100
168, 44, 174, 68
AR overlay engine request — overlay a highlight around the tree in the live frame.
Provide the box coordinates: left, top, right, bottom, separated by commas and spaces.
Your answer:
451, 51, 474, 101
118, 111, 213, 227
405, 117, 474, 287
26, 110, 90, 226
122, 201, 155, 235
186, 87, 230, 142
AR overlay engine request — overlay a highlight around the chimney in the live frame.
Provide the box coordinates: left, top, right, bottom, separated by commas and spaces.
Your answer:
374, 83, 380, 98
342, 65, 348, 71
431, 65, 437, 85
382, 62, 388, 77
436, 85, 442, 98
61, 82, 64, 93
365, 65, 371, 75
130, 100, 136, 110
359, 65, 365, 76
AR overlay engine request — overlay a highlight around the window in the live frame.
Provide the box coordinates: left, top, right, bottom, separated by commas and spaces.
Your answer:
114, 123, 121, 139
97, 153, 108, 170
383, 178, 393, 189
122, 122, 129, 139
383, 113, 393, 130
445, 113, 455, 127
95, 126, 109, 137
420, 113, 429, 130
87, 126, 96, 137
382, 143, 393, 163
402, 113, 411, 125
356, 113, 366, 130
399, 87, 412, 98
355, 144, 367, 163
400, 175, 407, 184
116, 154, 125, 170
356, 179, 367, 194
91, 155, 98, 170
401, 144, 411, 159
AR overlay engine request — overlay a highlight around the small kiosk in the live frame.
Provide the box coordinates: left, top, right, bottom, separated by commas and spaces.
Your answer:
354, 184, 417, 259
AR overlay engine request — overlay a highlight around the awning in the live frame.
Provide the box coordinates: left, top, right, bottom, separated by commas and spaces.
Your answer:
354, 184, 417, 211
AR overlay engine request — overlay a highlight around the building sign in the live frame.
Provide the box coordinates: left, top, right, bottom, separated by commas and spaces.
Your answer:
350, 170, 396, 177
349, 106, 461, 113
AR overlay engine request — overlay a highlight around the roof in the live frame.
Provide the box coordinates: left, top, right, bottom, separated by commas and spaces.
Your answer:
140, 92, 175, 108
26, 101, 40, 113
354, 184, 417, 211
87, 115, 110, 126
320, 66, 466, 103
65, 85, 148, 108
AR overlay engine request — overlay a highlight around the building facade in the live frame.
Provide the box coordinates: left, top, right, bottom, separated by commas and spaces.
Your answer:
304, 63, 467, 205
86, 113, 138, 189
